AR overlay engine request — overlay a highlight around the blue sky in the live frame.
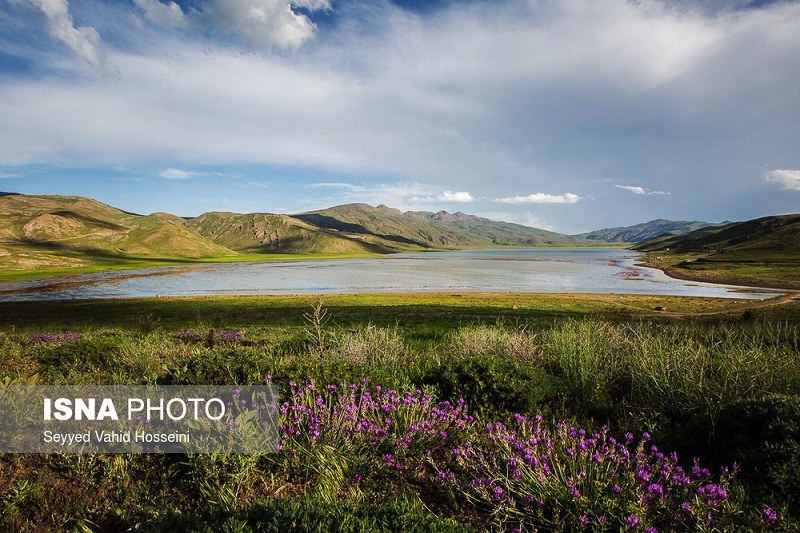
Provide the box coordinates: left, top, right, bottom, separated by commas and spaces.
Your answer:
0, 0, 798, 233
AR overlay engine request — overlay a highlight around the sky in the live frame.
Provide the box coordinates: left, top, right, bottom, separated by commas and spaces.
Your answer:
0, 0, 798, 233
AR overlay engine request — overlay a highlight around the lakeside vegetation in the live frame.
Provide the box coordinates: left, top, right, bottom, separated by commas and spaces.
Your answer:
1, 293, 799, 531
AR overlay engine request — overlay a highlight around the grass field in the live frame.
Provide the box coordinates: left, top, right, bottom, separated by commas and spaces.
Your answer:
1, 292, 799, 531
638, 252, 800, 291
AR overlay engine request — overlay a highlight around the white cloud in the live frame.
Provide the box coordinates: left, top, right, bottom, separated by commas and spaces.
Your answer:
28, 0, 102, 66
614, 184, 670, 196
439, 190, 474, 203
763, 169, 800, 191
494, 193, 581, 204
132, 0, 188, 28
412, 190, 475, 203
159, 168, 196, 179
615, 185, 647, 195
130, 0, 331, 49
306, 182, 474, 209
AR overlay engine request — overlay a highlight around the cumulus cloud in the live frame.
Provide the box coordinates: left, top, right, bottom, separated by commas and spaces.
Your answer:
439, 191, 474, 203
131, 0, 331, 49
28, 0, 102, 66
763, 169, 800, 191
494, 193, 581, 204
413, 191, 475, 203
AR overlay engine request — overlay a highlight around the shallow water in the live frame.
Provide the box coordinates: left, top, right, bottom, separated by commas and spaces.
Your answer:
0, 248, 781, 301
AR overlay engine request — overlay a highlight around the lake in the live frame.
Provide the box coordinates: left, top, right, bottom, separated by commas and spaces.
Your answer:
0, 248, 781, 301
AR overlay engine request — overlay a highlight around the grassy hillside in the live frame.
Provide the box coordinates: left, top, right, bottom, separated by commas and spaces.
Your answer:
296, 203, 580, 250
576, 219, 723, 244
188, 211, 394, 254
0, 195, 238, 275
635, 214, 800, 289
0, 195, 585, 279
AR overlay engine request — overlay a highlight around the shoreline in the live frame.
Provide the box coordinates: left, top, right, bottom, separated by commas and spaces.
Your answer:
635, 255, 800, 292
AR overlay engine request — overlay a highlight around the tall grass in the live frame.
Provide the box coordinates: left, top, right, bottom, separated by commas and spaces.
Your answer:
2, 316, 799, 530
446, 324, 540, 363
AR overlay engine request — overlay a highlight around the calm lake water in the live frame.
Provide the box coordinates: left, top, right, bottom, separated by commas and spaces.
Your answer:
0, 248, 781, 301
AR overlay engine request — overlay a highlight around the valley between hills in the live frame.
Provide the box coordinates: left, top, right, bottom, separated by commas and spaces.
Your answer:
1, 192, 798, 289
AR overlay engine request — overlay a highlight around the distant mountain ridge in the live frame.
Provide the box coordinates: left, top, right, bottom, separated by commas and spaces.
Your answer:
295, 203, 575, 250
634, 214, 800, 289
634, 214, 800, 258
575, 219, 726, 244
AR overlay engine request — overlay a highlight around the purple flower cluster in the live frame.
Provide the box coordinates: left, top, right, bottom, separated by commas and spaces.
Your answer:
278, 380, 474, 463
451, 414, 738, 531
27, 332, 84, 345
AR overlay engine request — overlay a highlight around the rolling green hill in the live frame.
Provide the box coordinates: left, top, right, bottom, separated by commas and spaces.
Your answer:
295, 203, 580, 250
187, 211, 388, 254
0, 194, 581, 278
0, 195, 236, 274
634, 214, 800, 289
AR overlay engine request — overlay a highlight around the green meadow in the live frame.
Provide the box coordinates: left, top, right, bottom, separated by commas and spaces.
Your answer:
1, 293, 799, 531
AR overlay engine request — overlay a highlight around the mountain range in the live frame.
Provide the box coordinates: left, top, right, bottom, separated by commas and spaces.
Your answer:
576, 219, 729, 244
2, 193, 794, 285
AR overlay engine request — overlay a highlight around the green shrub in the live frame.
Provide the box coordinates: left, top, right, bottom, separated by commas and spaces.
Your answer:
274, 359, 404, 391
424, 355, 563, 418
37, 336, 122, 374
707, 394, 800, 511
161, 347, 268, 385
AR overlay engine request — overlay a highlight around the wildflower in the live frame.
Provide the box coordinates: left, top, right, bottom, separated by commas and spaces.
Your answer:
762, 507, 778, 526
625, 514, 640, 528
491, 485, 504, 502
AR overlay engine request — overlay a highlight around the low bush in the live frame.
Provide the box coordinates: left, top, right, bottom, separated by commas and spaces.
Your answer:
424, 355, 564, 418
37, 336, 121, 378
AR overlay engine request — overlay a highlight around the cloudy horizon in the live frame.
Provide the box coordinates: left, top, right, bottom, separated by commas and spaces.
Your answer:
1, 0, 798, 233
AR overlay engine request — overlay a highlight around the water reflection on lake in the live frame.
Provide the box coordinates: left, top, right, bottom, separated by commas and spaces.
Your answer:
0, 248, 781, 301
